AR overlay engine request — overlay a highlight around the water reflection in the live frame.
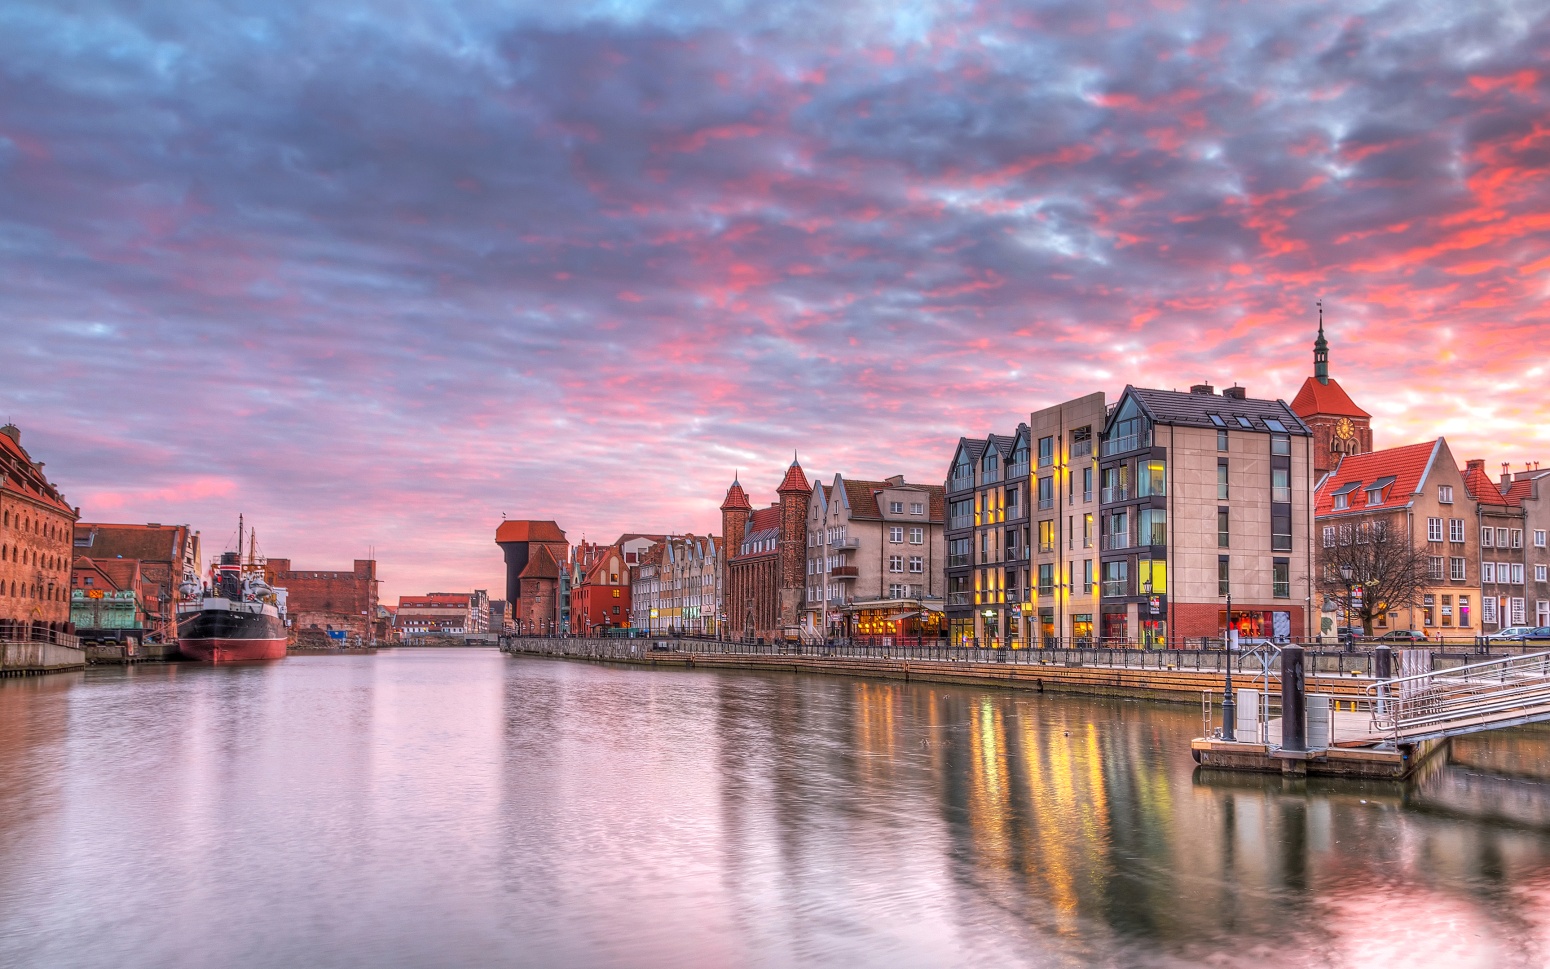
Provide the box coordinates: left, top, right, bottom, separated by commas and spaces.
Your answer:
1, 652, 1549, 968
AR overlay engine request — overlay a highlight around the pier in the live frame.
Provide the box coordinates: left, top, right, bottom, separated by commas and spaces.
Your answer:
0, 625, 86, 676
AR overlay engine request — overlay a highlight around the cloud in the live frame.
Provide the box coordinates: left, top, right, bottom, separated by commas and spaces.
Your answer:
1, 0, 1548, 598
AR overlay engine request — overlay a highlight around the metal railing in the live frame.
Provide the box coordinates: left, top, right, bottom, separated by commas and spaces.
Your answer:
1365, 649, 1550, 744
0, 622, 81, 648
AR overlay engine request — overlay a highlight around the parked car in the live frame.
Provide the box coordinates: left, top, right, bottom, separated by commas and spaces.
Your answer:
1486, 626, 1550, 641
1372, 629, 1429, 644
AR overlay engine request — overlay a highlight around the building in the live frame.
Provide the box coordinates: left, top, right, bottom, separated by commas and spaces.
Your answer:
264, 558, 381, 642
394, 592, 484, 640
0, 424, 79, 631
568, 541, 631, 634
803, 473, 946, 641
70, 557, 150, 639
488, 599, 509, 633
495, 520, 569, 636
943, 425, 1029, 648
1099, 384, 1315, 643
1290, 311, 1373, 483
70, 522, 202, 641
721, 459, 809, 641
631, 534, 721, 636
1314, 439, 1479, 636
1027, 393, 1106, 647
1463, 459, 1550, 632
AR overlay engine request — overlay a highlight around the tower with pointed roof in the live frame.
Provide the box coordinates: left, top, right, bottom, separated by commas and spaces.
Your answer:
1290, 305, 1373, 483
720, 457, 813, 641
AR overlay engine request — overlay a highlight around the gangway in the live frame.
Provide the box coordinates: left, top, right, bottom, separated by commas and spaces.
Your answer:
1362, 650, 1550, 745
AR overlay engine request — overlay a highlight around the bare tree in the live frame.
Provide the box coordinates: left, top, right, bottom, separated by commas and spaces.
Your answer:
1317, 522, 1431, 635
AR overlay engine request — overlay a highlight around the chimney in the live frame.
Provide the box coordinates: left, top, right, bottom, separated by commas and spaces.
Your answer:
1466, 459, 1485, 472
885, 474, 904, 486
1190, 383, 1215, 395
1502, 462, 1512, 487
1221, 385, 1248, 400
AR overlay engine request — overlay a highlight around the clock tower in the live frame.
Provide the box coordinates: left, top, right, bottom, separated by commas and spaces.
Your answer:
1290, 304, 1373, 483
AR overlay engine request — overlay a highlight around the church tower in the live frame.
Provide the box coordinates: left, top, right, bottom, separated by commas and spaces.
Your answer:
1290, 303, 1373, 483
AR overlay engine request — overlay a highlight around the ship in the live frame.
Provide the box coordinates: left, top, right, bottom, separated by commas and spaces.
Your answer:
176, 517, 287, 662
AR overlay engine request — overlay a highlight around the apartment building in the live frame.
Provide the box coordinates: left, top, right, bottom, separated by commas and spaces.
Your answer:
803, 473, 945, 640
1, 424, 79, 630
631, 534, 721, 636
944, 425, 1030, 647
1027, 393, 1105, 646
1100, 385, 1315, 643
1314, 439, 1479, 636
1464, 460, 1550, 631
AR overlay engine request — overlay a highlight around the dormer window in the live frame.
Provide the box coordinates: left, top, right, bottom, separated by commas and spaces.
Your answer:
1333, 494, 1348, 510
1331, 480, 1361, 511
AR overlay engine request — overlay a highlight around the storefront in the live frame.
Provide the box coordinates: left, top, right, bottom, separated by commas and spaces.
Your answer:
1072, 613, 1093, 646
852, 601, 945, 643
1101, 610, 1128, 643
1220, 609, 1294, 641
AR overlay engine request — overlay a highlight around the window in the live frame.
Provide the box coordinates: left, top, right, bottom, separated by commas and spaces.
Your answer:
1106, 511, 1128, 550
909, 527, 923, 544
1217, 461, 1229, 499
889, 583, 907, 599
1484, 596, 1498, 625
1460, 595, 1471, 627
1082, 467, 1093, 503
1209, 413, 1226, 428
1442, 594, 1454, 626
1038, 436, 1054, 468
1266, 419, 1288, 433
1082, 514, 1093, 548
1423, 594, 1435, 626
909, 555, 923, 573
1217, 428, 1229, 451
1039, 520, 1055, 553
1271, 467, 1291, 504
1236, 416, 1253, 429
1137, 558, 1166, 594
1102, 560, 1129, 598
1499, 560, 1511, 582
1439, 485, 1454, 504
949, 498, 972, 530
889, 501, 904, 514
1322, 525, 1335, 548
1101, 466, 1130, 503
1449, 518, 1465, 543
1484, 562, 1496, 583
1428, 556, 1444, 580
1427, 518, 1444, 542
1038, 476, 1054, 510
1535, 530, 1547, 548
1482, 527, 1495, 547
1273, 560, 1290, 599
1138, 460, 1166, 497
1512, 597, 1526, 625
1107, 414, 1147, 454
1333, 493, 1348, 511
1512, 563, 1525, 585
890, 526, 903, 543
1272, 508, 1292, 552
1083, 559, 1093, 594
1450, 557, 1466, 581
889, 555, 904, 573
910, 502, 924, 515
1497, 527, 1510, 547
1140, 508, 1167, 546
1512, 529, 1524, 549
1537, 565, 1547, 583
1271, 435, 1290, 456
1038, 563, 1054, 594
1218, 556, 1230, 597
1071, 426, 1092, 458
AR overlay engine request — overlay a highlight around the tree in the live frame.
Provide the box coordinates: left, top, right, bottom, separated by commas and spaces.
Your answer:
1317, 521, 1431, 636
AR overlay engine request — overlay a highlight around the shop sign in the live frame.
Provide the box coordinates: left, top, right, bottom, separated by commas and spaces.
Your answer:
1148, 596, 1160, 615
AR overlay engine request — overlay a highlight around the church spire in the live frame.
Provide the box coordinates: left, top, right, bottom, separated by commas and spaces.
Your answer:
1313, 300, 1330, 385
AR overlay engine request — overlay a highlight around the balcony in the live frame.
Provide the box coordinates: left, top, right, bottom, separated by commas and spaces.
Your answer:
832, 537, 860, 550
948, 516, 974, 531
947, 554, 972, 569
1100, 487, 1130, 504
1101, 579, 1128, 598
947, 592, 972, 606
1102, 533, 1131, 551
831, 566, 859, 579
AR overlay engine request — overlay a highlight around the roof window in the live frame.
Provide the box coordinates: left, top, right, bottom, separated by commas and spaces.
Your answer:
1208, 414, 1226, 428
1235, 416, 1254, 429
1265, 419, 1286, 433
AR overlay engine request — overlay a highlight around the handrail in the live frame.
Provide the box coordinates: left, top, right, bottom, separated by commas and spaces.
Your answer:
1363, 649, 1550, 695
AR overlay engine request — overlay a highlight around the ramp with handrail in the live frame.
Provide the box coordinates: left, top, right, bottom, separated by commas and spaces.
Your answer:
1363, 650, 1550, 744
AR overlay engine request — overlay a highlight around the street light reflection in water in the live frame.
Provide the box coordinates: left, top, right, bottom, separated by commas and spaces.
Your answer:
1, 649, 1548, 968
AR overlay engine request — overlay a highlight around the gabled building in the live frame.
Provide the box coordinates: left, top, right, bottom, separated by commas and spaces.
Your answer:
68, 522, 200, 641
496, 520, 568, 636
1, 423, 80, 630
1314, 439, 1479, 636
803, 472, 946, 641
1100, 384, 1315, 643
631, 534, 721, 636
943, 425, 1030, 648
70, 556, 150, 638
569, 541, 630, 634
721, 459, 809, 641
1462, 459, 1550, 631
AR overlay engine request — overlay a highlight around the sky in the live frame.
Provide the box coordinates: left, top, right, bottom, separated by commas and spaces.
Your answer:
2, 0, 1548, 601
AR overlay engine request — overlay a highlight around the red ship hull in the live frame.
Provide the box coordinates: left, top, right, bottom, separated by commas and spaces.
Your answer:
178, 637, 288, 662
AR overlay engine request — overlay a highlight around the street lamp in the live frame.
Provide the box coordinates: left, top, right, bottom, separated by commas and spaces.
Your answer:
1142, 577, 1154, 650
1221, 587, 1236, 741
1339, 564, 1355, 651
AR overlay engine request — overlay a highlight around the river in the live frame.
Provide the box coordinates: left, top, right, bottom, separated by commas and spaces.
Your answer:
1, 648, 1548, 968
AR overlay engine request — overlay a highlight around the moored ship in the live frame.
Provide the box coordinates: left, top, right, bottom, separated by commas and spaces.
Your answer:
177, 519, 287, 662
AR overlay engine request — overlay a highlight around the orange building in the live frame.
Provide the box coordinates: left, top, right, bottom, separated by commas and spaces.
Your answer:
0, 423, 79, 632
496, 520, 568, 635
569, 541, 631, 635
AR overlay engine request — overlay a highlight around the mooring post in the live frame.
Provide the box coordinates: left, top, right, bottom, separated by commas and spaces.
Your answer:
1374, 644, 1392, 715
1281, 644, 1306, 752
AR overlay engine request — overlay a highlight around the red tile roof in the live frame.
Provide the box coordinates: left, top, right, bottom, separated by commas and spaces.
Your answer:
495, 520, 567, 544
519, 543, 560, 580
1314, 440, 1440, 517
1290, 376, 1370, 419
1462, 463, 1512, 507
720, 478, 752, 511
73, 523, 189, 562
749, 506, 781, 533
777, 460, 810, 494
0, 428, 75, 518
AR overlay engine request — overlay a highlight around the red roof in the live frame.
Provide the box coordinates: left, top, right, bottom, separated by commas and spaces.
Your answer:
777, 460, 810, 494
749, 506, 781, 533
720, 478, 752, 511
519, 544, 560, 580
495, 520, 567, 544
1314, 440, 1440, 517
1290, 376, 1370, 419
0, 428, 75, 518
398, 594, 472, 607
1462, 462, 1511, 507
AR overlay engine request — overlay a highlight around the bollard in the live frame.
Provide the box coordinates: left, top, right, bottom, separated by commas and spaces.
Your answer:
1374, 644, 1392, 681
1281, 645, 1307, 752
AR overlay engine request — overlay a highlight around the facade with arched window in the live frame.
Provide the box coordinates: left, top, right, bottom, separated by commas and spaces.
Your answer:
0, 423, 79, 630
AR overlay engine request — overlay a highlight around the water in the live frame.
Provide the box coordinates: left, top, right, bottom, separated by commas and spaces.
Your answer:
2, 649, 1550, 968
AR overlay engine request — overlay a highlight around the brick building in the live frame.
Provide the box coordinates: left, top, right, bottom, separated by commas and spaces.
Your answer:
568, 541, 631, 634
263, 558, 382, 643
496, 520, 569, 636
0, 424, 80, 632
1462, 459, 1550, 632
394, 593, 484, 640
71, 522, 202, 642
70, 557, 150, 638
722, 459, 809, 642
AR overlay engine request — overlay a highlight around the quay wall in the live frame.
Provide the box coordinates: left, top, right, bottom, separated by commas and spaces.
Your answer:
1, 639, 87, 675
502, 638, 1378, 703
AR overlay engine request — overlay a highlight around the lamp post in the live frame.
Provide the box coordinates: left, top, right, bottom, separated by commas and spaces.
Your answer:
1339, 564, 1355, 651
1221, 589, 1236, 741
1142, 577, 1154, 650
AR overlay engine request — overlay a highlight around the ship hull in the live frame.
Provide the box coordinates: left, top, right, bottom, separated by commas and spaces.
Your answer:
178, 605, 287, 662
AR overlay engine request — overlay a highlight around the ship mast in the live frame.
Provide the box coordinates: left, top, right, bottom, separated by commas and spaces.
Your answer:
248, 528, 258, 570
238, 514, 244, 565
